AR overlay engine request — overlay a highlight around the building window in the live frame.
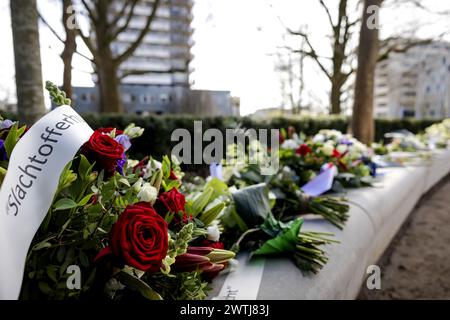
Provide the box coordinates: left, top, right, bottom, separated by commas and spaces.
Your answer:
402, 110, 415, 118
160, 93, 169, 103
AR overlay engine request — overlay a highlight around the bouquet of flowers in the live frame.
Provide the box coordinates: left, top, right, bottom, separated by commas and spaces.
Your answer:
421, 119, 450, 149
183, 176, 338, 274
0, 83, 236, 300
280, 128, 376, 190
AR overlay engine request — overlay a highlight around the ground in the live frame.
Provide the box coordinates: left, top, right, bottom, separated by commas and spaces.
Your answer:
359, 174, 450, 299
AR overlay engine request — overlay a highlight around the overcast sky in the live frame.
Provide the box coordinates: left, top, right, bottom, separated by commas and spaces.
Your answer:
0, 0, 449, 114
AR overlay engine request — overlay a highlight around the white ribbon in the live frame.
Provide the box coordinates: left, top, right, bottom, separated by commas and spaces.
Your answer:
0, 105, 93, 299
214, 252, 266, 300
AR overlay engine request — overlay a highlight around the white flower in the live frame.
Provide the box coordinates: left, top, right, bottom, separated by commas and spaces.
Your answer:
137, 183, 157, 203
281, 139, 299, 150
336, 144, 348, 154
124, 123, 144, 138
132, 177, 143, 193
207, 224, 221, 242
143, 159, 162, 179
321, 141, 335, 156
127, 159, 139, 168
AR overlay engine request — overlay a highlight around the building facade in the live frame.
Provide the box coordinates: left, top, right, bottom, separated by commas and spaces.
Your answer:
374, 41, 450, 119
71, 0, 238, 116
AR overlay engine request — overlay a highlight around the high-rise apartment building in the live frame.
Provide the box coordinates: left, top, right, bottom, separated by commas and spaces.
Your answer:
374, 41, 450, 119
111, 0, 193, 86
72, 0, 239, 116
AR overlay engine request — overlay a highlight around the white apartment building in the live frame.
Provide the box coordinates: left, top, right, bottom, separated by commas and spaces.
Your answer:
374, 41, 450, 119
110, 0, 194, 86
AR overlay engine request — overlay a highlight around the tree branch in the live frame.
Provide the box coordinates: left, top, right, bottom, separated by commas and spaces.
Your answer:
377, 37, 436, 62
38, 11, 93, 63
109, 0, 133, 27
78, 29, 99, 62
318, 0, 335, 28
81, 0, 97, 23
109, 0, 139, 43
286, 29, 332, 79
115, 0, 161, 65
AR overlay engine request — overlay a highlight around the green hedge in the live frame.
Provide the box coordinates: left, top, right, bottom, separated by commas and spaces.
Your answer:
79, 114, 443, 161
1, 110, 443, 163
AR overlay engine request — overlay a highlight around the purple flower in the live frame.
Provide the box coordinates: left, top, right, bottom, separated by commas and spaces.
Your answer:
0, 120, 14, 130
0, 139, 7, 161
338, 138, 353, 146
115, 134, 131, 151
117, 153, 127, 175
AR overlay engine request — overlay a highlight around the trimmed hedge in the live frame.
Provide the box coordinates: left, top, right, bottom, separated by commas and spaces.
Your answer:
1, 110, 443, 164
79, 113, 442, 160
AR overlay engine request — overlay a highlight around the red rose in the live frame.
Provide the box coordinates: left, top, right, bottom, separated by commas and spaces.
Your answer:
95, 202, 168, 272
82, 128, 124, 176
155, 188, 191, 224
295, 144, 312, 156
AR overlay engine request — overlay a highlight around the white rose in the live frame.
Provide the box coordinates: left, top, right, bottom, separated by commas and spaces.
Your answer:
321, 142, 335, 156
137, 183, 158, 203
207, 224, 221, 242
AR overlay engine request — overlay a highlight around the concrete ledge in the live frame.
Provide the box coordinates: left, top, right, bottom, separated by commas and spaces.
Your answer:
211, 148, 450, 300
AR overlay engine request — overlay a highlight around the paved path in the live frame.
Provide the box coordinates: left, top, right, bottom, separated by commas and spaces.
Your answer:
359, 174, 450, 299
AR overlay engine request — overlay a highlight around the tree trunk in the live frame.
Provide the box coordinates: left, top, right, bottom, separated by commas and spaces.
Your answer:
330, 81, 342, 114
61, 0, 76, 100
97, 55, 123, 113
93, 2, 123, 113
352, 0, 381, 144
10, 0, 46, 125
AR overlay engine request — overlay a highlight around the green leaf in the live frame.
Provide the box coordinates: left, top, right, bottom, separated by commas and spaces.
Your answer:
191, 187, 214, 217
32, 241, 52, 251
78, 154, 91, 178
56, 246, 66, 263
4, 123, 26, 158
115, 271, 162, 300
205, 178, 229, 201
253, 218, 303, 256
162, 155, 171, 179
46, 266, 58, 283
77, 193, 94, 207
53, 198, 78, 211
231, 183, 272, 227
199, 201, 225, 226
119, 178, 130, 187
38, 282, 53, 295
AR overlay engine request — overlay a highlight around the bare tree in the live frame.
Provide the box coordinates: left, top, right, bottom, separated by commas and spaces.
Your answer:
77, 0, 161, 113
352, 0, 382, 144
10, 0, 46, 124
274, 44, 306, 114
280, 0, 360, 114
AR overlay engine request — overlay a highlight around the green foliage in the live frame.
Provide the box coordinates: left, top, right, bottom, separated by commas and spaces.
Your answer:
66, 113, 441, 168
